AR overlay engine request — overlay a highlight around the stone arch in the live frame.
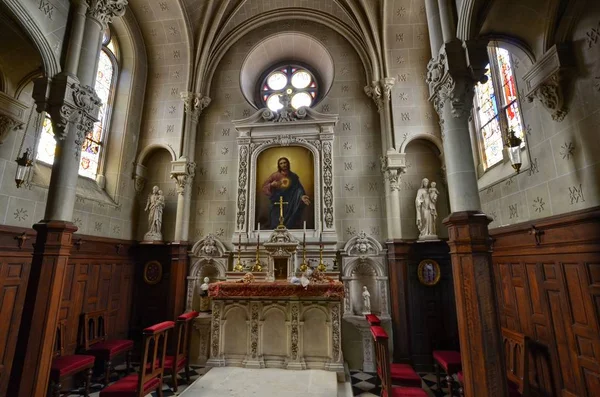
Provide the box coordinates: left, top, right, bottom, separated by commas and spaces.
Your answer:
197, 9, 377, 95
399, 133, 443, 155
343, 258, 384, 278
1, 0, 61, 77
136, 144, 177, 165
189, 258, 227, 280
483, 35, 536, 67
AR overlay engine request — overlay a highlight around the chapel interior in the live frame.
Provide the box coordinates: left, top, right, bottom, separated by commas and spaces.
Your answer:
0, 0, 599, 396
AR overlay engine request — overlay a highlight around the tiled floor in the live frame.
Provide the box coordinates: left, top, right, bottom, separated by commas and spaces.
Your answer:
350, 370, 454, 397
66, 363, 210, 396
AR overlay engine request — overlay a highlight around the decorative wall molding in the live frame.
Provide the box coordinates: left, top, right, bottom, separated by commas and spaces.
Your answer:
523, 45, 573, 122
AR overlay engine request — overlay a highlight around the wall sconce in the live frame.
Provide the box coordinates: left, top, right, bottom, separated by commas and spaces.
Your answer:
15, 148, 33, 188
505, 129, 522, 173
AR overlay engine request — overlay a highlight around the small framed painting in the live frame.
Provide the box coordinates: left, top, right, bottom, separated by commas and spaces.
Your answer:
417, 259, 441, 286
143, 260, 163, 285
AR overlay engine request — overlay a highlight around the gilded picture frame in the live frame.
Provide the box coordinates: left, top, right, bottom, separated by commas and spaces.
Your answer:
417, 259, 441, 286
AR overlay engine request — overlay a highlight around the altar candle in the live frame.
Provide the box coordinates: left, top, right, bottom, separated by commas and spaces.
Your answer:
238, 232, 241, 247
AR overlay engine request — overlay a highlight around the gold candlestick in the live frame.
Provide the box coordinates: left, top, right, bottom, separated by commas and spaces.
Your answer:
252, 230, 262, 272
234, 233, 244, 272
317, 237, 326, 272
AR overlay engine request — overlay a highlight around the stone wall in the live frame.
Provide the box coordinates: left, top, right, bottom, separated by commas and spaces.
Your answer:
191, 21, 387, 245
479, 4, 600, 228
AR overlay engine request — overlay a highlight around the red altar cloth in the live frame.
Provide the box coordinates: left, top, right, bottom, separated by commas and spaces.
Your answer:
208, 281, 344, 299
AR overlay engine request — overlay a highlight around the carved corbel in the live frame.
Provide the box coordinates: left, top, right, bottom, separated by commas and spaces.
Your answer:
523, 44, 573, 122
380, 151, 406, 192
170, 159, 197, 195
0, 114, 24, 144
132, 161, 147, 194
364, 78, 395, 113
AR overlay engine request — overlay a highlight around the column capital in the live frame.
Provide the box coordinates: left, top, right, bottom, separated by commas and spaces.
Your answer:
170, 159, 197, 195
364, 77, 396, 113
33, 74, 101, 155
85, 0, 128, 28
426, 40, 488, 119
181, 92, 211, 123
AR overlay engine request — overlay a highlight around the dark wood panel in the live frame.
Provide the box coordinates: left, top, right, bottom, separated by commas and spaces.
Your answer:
490, 207, 600, 397
0, 225, 136, 394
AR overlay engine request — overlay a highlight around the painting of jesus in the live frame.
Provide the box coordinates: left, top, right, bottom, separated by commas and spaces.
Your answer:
255, 146, 314, 230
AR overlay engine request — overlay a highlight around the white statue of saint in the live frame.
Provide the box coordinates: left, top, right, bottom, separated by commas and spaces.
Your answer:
199, 276, 211, 312
144, 186, 165, 241
415, 178, 438, 239
362, 286, 371, 315
429, 181, 439, 236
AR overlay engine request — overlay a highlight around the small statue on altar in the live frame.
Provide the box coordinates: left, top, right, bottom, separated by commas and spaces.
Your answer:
198, 277, 211, 312
362, 286, 371, 315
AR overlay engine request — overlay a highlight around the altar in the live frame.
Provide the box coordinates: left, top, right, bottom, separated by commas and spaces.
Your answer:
206, 281, 345, 380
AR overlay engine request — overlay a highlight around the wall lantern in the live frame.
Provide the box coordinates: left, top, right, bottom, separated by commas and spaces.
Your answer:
15, 148, 33, 188
505, 129, 522, 173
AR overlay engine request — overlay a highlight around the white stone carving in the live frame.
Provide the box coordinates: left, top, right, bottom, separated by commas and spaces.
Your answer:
85, 0, 128, 28
181, 92, 211, 123
144, 186, 164, 241
0, 113, 23, 144
362, 286, 371, 315
364, 77, 395, 112
415, 178, 439, 240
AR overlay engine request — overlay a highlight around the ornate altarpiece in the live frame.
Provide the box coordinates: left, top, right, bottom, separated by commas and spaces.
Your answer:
231, 107, 339, 278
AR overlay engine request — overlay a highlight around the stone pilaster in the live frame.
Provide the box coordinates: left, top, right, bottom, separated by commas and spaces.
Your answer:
177, 92, 210, 241
428, 40, 509, 397
171, 159, 196, 241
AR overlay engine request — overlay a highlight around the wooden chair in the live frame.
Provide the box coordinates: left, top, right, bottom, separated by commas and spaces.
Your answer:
99, 321, 175, 397
370, 326, 428, 397
369, 325, 422, 387
503, 327, 530, 396
80, 310, 134, 387
365, 313, 381, 326
456, 328, 529, 397
164, 311, 199, 391
50, 320, 96, 397
432, 349, 462, 395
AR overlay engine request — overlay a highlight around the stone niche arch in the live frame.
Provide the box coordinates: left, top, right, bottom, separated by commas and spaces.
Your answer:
186, 234, 230, 311
341, 231, 390, 372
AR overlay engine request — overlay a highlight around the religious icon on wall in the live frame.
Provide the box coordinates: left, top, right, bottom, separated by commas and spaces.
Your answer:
255, 146, 315, 230
417, 259, 441, 286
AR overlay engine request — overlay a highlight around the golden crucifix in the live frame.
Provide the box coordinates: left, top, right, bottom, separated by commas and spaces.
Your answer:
274, 196, 288, 226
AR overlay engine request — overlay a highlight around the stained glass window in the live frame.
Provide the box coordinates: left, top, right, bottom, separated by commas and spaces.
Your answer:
36, 30, 117, 179
473, 46, 524, 170
259, 65, 318, 112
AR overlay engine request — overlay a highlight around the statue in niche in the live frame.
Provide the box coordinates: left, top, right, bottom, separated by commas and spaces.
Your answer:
362, 286, 371, 315
199, 276, 211, 312
415, 178, 438, 239
261, 156, 311, 229
144, 186, 165, 241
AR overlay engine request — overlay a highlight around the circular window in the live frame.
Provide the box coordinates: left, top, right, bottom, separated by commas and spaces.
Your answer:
259, 65, 318, 112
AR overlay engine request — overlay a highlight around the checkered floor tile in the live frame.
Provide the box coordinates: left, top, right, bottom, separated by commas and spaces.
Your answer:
66, 363, 210, 396
350, 370, 457, 397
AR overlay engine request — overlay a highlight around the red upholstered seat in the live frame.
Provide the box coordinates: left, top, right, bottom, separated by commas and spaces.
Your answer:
177, 311, 199, 321
99, 374, 161, 397
145, 321, 175, 334
365, 314, 381, 325
87, 339, 134, 360
50, 355, 95, 378
432, 350, 462, 371
164, 355, 186, 370
371, 325, 389, 339
377, 363, 422, 388
382, 387, 429, 397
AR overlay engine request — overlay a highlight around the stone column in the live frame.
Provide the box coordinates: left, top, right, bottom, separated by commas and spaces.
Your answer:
8, 3, 127, 397
176, 92, 210, 241
424, 0, 443, 57
428, 40, 508, 397
364, 78, 405, 240
171, 160, 196, 242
